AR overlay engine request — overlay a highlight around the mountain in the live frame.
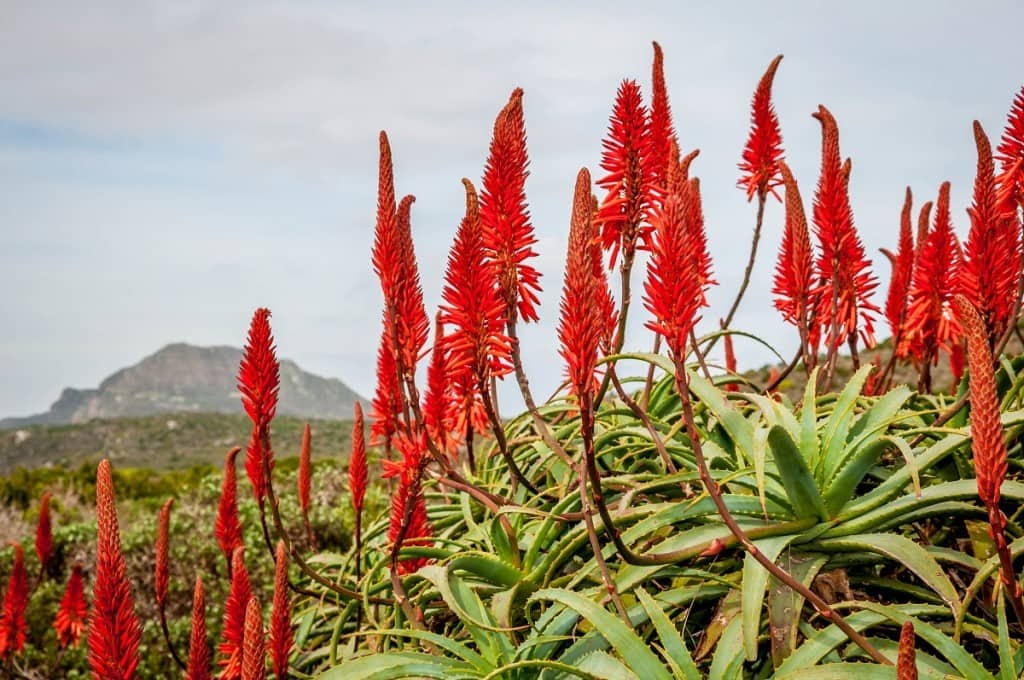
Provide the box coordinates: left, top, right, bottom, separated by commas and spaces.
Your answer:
1, 343, 364, 429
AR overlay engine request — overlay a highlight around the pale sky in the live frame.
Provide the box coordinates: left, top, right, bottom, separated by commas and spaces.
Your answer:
2, 1, 1022, 418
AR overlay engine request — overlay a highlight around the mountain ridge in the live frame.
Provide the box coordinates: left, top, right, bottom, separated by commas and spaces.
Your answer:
1, 342, 364, 429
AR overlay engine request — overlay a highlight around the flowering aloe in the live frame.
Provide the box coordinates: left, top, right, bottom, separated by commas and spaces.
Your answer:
772, 161, 817, 360
241, 597, 265, 680
884, 188, 916, 344
421, 316, 454, 455
154, 497, 172, 611
960, 121, 1021, 344
648, 41, 677, 200
481, 88, 542, 324
996, 85, 1024, 214
811, 105, 878, 353
215, 447, 243, 568
955, 294, 1024, 623
369, 329, 401, 450
219, 546, 253, 680
383, 432, 431, 575
269, 542, 292, 679
35, 491, 53, 576
54, 564, 87, 648
89, 460, 141, 680
187, 575, 211, 680
643, 146, 714, 360
738, 55, 784, 202
723, 330, 739, 393
0, 543, 27, 659
899, 182, 962, 380
348, 402, 367, 517
238, 308, 280, 500
596, 79, 653, 267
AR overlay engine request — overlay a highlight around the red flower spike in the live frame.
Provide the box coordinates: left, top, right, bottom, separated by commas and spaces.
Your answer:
187, 574, 212, 680
240, 597, 265, 680
269, 542, 292, 679
772, 161, 816, 340
371, 131, 400, 301
155, 497, 173, 610
0, 543, 28, 659
440, 180, 513, 433
648, 41, 678, 200
995, 85, 1024, 214
422, 316, 455, 455
393, 194, 430, 374
298, 423, 311, 515
385, 433, 432, 575
950, 340, 966, 385
215, 447, 243, 565
596, 79, 654, 267
348, 402, 367, 515
54, 563, 88, 649
559, 168, 606, 399
899, 182, 963, 363
219, 546, 253, 680
35, 490, 53, 573
897, 621, 918, 680
885, 188, 916, 341
481, 88, 543, 324
589, 193, 619, 354
955, 296, 1009, 509
811, 105, 879, 350
238, 308, 280, 500
961, 121, 1021, 344
369, 328, 401, 448
738, 55, 785, 202
643, 147, 715, 360
88, 460, 142, 680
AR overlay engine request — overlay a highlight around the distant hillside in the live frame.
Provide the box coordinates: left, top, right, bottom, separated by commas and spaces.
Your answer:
0, 412, 354, 473
1, 343, 364, 429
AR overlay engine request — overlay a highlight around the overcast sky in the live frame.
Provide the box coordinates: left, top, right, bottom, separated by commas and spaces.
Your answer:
2, 1, 1022, 418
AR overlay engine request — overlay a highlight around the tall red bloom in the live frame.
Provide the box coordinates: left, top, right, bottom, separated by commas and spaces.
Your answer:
960, 121, 1021, 344
35, 490, 53, 574
393, 194, 430, 374
88, 460, 142, 680
899, 182, 962, 364
559, 169, 607, 399
269, 542, 292, 679
155, 497, 173, 611
240, 597, 265, 680
298, 423, 312, 515
422, 316, 455, 455
369, 328, 401, 449
54, 563, 88, 648
439, 180, 512, 436
956, 296, 1009, 508
480, 88, 543, 324
644, 147, 714, 360
0, 543, 27, 659
187, 575, 211, 680
348, 402, 367, 516
648, 41, 678, 202
596, 79, 653, 267
238, 308, 280, 500
738, 55, 785, 202
772, 161, 816, 348
215, 447, 243, 566
995, 85, 1024, 214
811, 105, 879, 350
589, 193, 619, 354
884, 188, 916, 342
219, 546, 253, 680
897, 621, 917, 680
383, 432, 432, 575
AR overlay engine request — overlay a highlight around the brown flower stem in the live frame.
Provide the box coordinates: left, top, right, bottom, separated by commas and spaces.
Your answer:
711, 193, 768, 353
640, 335, 663, 410
607, 364, 678, 475
158, 604, 187, 671
354, 508, 363, 632
671, 363, 891, 666
689, 329, 714, 381
388, 473, 427, 632
301, 509, 316, 550
430, 471, 521, 567
465, 421, 476, 475
579, 393, 630, 623
990, 509, 1024, 626
480, 380, 539, 495
764, 348, 803, 394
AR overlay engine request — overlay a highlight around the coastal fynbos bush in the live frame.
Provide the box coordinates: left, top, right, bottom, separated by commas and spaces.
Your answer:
2, 41, 1024, 678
